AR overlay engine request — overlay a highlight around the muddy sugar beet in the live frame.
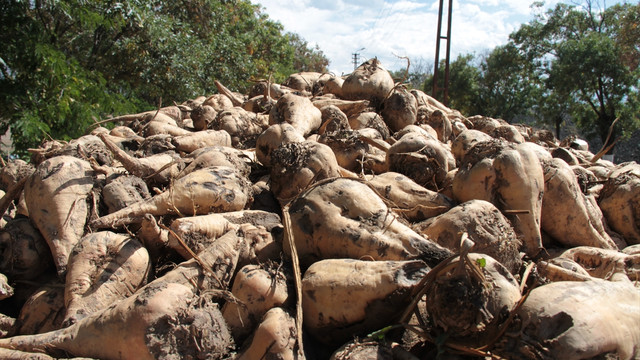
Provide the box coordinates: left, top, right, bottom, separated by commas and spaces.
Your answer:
0, 61, 638, 359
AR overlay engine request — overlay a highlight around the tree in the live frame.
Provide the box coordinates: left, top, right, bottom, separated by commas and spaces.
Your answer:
423, 53, 482, 116
617, 1, 640, 71
0, 0, 328, 157
389, 57, 432, 90
284, 33, 329, 74
475, 44, 541, 123
414, 48, 539, 122
510, 1, 640, 154
0, 1, 139, 156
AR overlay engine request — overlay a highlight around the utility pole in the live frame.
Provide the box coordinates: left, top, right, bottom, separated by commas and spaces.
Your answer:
432, 0, 453, 106
352, 47, 365, 70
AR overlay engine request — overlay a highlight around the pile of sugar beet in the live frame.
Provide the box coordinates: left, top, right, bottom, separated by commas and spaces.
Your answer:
0, 58, 638, 360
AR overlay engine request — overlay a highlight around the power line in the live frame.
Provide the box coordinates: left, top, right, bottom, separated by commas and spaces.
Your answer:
363, 1, 396, 53
377, 3, 403, 45
376, 2, 396, 32
369, 2, 390, 31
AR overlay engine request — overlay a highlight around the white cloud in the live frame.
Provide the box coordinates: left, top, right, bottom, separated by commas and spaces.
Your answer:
250, 0, 607, 75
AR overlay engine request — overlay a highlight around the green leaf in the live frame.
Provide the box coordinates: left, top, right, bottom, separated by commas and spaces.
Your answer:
0, 0, 329, 156
366, 325, 395, 342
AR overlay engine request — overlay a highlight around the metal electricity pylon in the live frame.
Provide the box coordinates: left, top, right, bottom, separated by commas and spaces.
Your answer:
432, 0, 452, 106
352, 47, 365, 70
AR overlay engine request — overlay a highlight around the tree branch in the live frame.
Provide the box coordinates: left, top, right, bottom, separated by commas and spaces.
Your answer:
580, 87, 600, 115
34, 0, 53, 36
597, 76, 607, 115
0, 59, 10, 80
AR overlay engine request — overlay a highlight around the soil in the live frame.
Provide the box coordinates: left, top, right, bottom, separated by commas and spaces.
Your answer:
145, 294, 234, 360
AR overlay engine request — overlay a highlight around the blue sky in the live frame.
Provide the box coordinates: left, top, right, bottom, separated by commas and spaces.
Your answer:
250, 0, 626, 75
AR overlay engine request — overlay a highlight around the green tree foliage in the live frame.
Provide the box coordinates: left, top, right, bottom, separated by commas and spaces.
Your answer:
617, 2, 639, 71
476, 44, 541, 122
0, 1, 140, 155
421, 48, 541, 122
0, 0, 328, 157
419, 1, 638, 153
423, 53, 481, 116
284, 33, 330, 74
510, 1, 639, 150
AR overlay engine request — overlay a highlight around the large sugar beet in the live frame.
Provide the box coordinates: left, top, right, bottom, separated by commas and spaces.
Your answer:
598, 163, 640, 245
269, 93, 322, 137
342, 58, 395, 104
0, 230, 245, 359
0, 217, 53, 280
387, 132, 454, 191
413, 200, 522, 274
365, 172, 454, 222
541, 158, 617, 249
287, 178, 452, 268
380, 87, 418, 132
302, 258, 429, 346
255, 123, 305, 167
453, 140, 545, 257
424, 252, 522, 347
91, 166, 252, 228
63, 231, 150, 326
495, 278, 640, 359
24, 156, 95, 276
269, 141, 342, 204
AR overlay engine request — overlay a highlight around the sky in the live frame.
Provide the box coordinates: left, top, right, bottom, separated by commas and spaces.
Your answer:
249, 0, 617, 75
